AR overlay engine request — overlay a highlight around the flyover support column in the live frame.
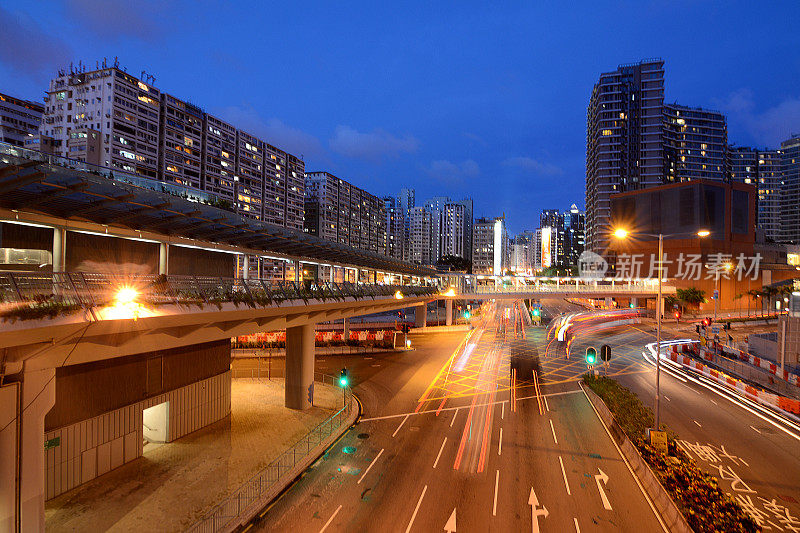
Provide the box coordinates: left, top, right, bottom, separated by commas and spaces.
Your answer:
0, 366, 56, 531
446, 299, 453, 326
415, 303, 427, 328
343, 318, 350, 340
285, 324, 315, 410
605, 297, 612, 308
294, 260, 300, 282
631, 297, 638, 309
242, 255, 250, 280
158, 242, 169, 275
52, 227, 66, 272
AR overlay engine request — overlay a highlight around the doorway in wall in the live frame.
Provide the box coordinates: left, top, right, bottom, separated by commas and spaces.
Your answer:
143, 401, 169, 454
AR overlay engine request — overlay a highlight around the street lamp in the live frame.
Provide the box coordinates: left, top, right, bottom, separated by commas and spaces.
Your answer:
710, 262, 733, 322
612, 228, 710, 429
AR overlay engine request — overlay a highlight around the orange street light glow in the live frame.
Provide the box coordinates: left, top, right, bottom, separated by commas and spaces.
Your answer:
613, 228, 629, 239
697, 229, 711, 237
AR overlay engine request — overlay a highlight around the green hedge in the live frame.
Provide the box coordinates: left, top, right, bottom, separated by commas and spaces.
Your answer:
583, 375, 757, 533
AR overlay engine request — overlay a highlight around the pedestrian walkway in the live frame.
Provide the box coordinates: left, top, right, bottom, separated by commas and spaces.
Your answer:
45, 379, 340, 532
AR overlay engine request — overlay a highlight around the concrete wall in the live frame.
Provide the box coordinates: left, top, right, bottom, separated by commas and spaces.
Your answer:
44, 370, 230, 501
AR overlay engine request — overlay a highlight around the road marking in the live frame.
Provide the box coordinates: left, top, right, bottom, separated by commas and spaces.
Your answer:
694, 420, 702, 428
750, 425, 762, 434
444, 508, 456, 532
544, 395, 550, 412
594, 468, 612, 510
450, 408, 460, 427
493, 469, 500, 516
392, 415, 410, 437
528, 488, 549, 532
498, 428, 503, 455
501, 401, 505, 419
558, 456, 571, 495
550, 419, 558, 444
357, 448, 384, 484
573, 517, 581, 532
405, 485, 427, 533
580, 383, 670, 533
433, 437, 447, 468
664, 395, 671, 402
319, 504, 342, 533
710, 399, 718, 405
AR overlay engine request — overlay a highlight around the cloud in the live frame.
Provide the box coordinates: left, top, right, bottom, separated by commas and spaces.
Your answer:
214, 105, 324, 160
329, 125, 419, 161
501, 156, 563, 176
0, 6, 72, 81
715, 89, 800, 147
64, 0, 164, 40
425, 159, 480, 184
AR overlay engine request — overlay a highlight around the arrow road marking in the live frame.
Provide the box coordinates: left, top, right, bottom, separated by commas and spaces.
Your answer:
594, 468, 612, 510
444, 508, 456, 532
528, 488, 549, 533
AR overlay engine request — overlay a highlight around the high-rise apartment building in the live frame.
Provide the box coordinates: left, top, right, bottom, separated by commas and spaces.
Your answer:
408, 206, 432, 265
663, 104, 727, 182
564, 204, 586, 266
538, 205, 585, 267
384, 196, 405, 260
0, 92, 43, 147
440, 199, 473, 262
398, 188, 415, 261
728, 146, 783, 242
37, 63, 304, 232
472, 216, 508, 275
586, 59, 665, 252
304, 171, 386, 254
781, 136, 800, 244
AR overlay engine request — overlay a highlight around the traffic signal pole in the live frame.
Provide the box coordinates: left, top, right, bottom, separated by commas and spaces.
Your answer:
655, 233, 663, 429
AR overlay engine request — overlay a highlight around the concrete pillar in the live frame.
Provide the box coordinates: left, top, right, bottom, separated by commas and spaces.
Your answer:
242, 255, 250, 280
355, 269, 361, 284
285, 324, 315, 410
158, 242, 169, 275
373, 271, 377, 284
52, 227, 66, 272
343, 318, 350, 340
605, 297, 612, 308
0, 367, 56, 531
329, 266, 334, 283
294, 260, 300, 282
415, 303, 427, 328
446, 299, 453, 326
282, 260, 287, 281
631, 297, 638, 308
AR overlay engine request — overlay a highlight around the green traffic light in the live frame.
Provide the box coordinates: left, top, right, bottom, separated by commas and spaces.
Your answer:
532, 308, 540, 316
340, 378, 348, 387
586, 347, 597, 365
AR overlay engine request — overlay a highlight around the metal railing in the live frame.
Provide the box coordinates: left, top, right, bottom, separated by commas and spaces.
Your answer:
185, 374, 354, 533
0, 271, 438, 312
459, 281, 675, 294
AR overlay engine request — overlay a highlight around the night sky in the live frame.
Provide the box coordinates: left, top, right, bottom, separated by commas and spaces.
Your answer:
2, 1, 799, 234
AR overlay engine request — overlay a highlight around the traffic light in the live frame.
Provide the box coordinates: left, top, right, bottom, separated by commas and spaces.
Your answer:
600, 344, 612, 362
702, 318, 711, 327
695, 325, 700, 334
339, 368, 349, 387
532, 306, 541, 317
585, 347, 597, 366
674, 311, 681, 320
464, 310, 471, 319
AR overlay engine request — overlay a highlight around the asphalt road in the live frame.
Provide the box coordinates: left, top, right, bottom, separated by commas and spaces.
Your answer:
571, 324, 800, 529
247, 300, 668, 532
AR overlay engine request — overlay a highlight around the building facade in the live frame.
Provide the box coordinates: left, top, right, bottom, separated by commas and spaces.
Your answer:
0, 92, 43, 147
304, 171, 387, 254
781, 136, 800, 244
384, 196, 405, 260
408, 206, 432, 265
440, 199, 473, 262
586, 59, 665, 253
728, 146, 783, 242
472, 216, 508, 275
662, 104, 727, 183
37, 63, 304, 233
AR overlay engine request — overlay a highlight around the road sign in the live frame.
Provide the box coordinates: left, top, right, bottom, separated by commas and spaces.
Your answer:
650, 429, 668, 454
712, 325, 720, 335
713, 289, 719, 299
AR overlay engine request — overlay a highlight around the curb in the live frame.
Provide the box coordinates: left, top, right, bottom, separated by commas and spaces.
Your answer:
583, 386, 693, 533
228, 393, 361, 532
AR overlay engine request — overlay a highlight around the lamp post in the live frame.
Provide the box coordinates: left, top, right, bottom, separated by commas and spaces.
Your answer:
712, 262, 733, 322
613, 228, 710, 429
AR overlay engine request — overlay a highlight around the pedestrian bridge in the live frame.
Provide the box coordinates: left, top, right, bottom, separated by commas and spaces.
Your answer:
446, 277, 676, 299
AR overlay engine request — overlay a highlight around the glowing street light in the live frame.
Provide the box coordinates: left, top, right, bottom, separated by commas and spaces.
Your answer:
115, 286, 138, 306
442, 287, 456, 297
394, 290, 404, 299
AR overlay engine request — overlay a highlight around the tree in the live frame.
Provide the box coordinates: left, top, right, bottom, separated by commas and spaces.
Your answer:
664, 295, 680, 313
746, 289, 762, 317
676, 287, 706, 313
541, 265, 577, 277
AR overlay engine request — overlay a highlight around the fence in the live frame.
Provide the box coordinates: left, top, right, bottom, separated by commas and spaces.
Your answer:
185, 373, 354, 533
0, 270, 437, 310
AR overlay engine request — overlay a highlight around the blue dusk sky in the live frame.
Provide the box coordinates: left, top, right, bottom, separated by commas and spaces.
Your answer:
2, 1, 799, 234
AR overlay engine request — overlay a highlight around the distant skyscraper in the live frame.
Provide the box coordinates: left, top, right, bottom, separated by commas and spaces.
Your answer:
384, 196, 405, 260
586, 59, 665, 252
781, 136, 800, 244
565, 204, 585, 266
0, 92, 43, 147
728, 146, 783, 242
538, 205, 585, 267
398, 188, 415, 261
663, 104, 727, 182
408, 206, 432, 265
472, 216, 508, 275
440, 199, 473, 262
425, 196, 450, 262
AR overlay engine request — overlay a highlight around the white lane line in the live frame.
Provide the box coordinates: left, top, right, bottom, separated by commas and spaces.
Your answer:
558, 456, 571, 495
498, 428, 503, 455
405, 485, 428, 533
450, 408, 460, 428
694, 420, 702, 428
433, 437, 447, 468
319, 504, 342, 533
710, 399, 718, 405
550, 419, 558, 444
493, 470, 500, 516
357, 448, 384, 484
544, 395, 550, 412
664, 395, 671, 402
750, 425, 762, 434
392, 414, 410, 437
574, 517, 581, 532
501, 401, 505, 419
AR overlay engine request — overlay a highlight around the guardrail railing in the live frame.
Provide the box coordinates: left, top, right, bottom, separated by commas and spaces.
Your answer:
459, 283, 675, 294
0, 271, 438, 312
185, 373, 354, 533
